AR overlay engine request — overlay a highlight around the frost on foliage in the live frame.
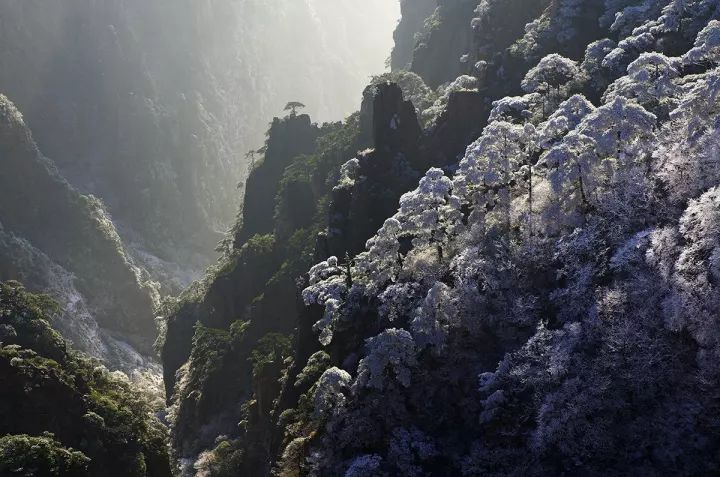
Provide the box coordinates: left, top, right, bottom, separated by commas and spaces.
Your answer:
652, 0, 720, 38
410, 282, 455, 349
656, 108, 720, 203
577, 96, 656, 161
664, 188, 720, 358
479, 322, 583, 424
378, 282, 424, 322
537, 94, 596, 147
603, 53, 681, 116
454, 121, 537, 202
538, 132, 600, 218
292, 6, 720, 474
672, 66, 720, 137
602, 31, 656, 74
488, 94, 541, 124
521, 54, 580, 105
355, 329, 417, 390
314, 367, 352, 419
387, 428, 438, 477
685, 19, 720, 64
336, 158, 361, 189
357, 218, 402, 295
581, 39, 619, 93
422, 75, 479, 126
303, 256, 349, 346
603, 0, 664, 36
397, 168, 461, 251
610, 229, 654, 271
344, 454, 384, 477
513, 0, 589, 57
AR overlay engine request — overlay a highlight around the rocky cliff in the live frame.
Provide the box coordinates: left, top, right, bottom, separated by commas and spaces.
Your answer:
0, 95, 157, 367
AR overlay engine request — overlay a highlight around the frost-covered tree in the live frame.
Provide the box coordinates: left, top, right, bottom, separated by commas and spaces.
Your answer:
538, 132, 600, 227
537, 94, 596, 148
355, 328, 417, 391
604, 52, 681, 119
604, 0, 665, 37
387, 428, 438, 477
454, 121, 537, 228
488, 94, 542, 124
314, 367, 353, 419
303, 256, 350, 346
580, 38, 619, 98
521, 54, 580, 115
672, 65, 720, 135
577, 96, 657, 167
356, 218, 403, 295
684, 19, 720, 64
344, 454, 385, 477
397, 168, 461, 262
410, 282, 455, 349
602, 18, 658, 75
663, 187, 720, 372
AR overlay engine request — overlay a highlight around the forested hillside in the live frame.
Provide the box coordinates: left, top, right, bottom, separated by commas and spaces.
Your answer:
0, 281, 173, 477
2, 0, 720, 476
161, 1, 720, 476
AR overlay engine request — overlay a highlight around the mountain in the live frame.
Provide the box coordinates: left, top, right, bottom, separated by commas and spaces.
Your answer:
3, 0, 720, 476
159, 1, 720, 476
0, 95, 157, 369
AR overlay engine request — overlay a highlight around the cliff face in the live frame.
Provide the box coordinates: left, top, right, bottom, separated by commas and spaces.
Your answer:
236, 115, 321, 246
0, 95, 157, 365
0, 0, 241, 271
161, 66, 495, 472
410, 0, 479, 88
0, 0, 401, 366
391, 0, 438, 71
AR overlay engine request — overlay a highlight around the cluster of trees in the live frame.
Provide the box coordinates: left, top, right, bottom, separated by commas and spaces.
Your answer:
293, 1, 720, 475
0, 282, 172, 476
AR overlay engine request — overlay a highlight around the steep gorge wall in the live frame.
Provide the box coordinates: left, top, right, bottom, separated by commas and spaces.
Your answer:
391, 0, 438, 71
0, 0, 400, 285
0, 95, 157, 367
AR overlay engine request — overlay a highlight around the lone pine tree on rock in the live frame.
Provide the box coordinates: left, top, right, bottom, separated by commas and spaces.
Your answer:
284, 101, 306, 116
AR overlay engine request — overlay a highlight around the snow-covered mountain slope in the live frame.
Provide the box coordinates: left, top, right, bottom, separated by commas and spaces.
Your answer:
286, 2, 720, 475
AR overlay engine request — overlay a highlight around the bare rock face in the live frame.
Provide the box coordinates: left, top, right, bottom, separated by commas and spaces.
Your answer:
372, 82, 423, 155
391, 0, 438, 71
411, 0, 478, 88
